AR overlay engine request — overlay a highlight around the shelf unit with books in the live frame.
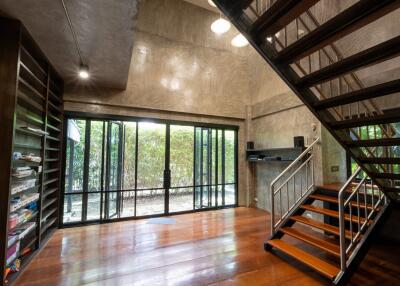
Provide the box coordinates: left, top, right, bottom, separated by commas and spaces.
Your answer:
0, 17, 64, 286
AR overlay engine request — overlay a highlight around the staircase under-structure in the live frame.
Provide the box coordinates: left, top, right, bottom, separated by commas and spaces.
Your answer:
213, 0, 399, 284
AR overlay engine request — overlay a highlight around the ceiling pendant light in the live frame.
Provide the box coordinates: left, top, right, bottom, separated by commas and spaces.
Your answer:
61, 0, 90, 80
208, 0, 216, 7
79, 64, 90, 79
231, 34, 249, 47
211, 13, 231, 35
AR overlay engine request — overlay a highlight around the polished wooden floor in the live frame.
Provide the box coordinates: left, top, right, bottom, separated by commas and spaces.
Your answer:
14, 208, 400, 286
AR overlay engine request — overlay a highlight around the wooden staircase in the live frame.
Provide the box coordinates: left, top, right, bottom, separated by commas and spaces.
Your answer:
265, 183, 387, 284
212, 0, 398, 283
213, 0, 400, 198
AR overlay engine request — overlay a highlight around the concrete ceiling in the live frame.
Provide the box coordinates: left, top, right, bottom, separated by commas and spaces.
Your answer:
0, 0, 139, 89
182, 0, 219, 13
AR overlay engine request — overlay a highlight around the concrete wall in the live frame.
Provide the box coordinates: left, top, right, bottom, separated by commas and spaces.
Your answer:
65, 0, 250, 119
64, 0, 253, 206
64, 0, 351, 211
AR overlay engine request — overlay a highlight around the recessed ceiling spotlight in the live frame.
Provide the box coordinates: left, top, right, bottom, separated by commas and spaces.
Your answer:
298, 29, 305, 35
211, 18, 231, 34
231, 34, 249, 47
208, 0, 216, 7
79, 64, 90, 79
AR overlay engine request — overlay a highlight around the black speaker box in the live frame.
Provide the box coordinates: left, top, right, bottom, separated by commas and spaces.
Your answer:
294, 136, 305, 148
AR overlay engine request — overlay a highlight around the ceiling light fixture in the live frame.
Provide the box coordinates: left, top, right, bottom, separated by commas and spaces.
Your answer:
231, 34, 249, 47
211, 16, 231, 34
60, 0, 90, 80
208, 0, 216, 7
79, 64, 90, 79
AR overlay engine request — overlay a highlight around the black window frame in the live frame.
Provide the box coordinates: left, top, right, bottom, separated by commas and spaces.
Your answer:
61, 112, 239, 227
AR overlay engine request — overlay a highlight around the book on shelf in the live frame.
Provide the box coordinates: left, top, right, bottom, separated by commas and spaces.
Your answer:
11, 167, 36, 178
13, 152, 42, 163
8, 209, 36, 231
20, 126, 49, 136
8, 222, 36, 241
6, 241, 20, 266
10, 179, 37, 195
9, 193, 40, 213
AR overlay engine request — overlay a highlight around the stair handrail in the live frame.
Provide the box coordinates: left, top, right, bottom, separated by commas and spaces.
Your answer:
270, 137, 320, 237
337, 167, 389, 278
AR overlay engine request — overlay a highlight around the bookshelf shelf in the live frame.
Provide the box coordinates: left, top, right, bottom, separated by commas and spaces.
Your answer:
0, 17, 64, 285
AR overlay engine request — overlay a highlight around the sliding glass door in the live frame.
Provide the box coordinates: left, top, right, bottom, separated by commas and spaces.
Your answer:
193, 128, 236, 209
169, 125, 194, 213
63, 117, 238, 226
104, 121, 122, 219
136, 122, 166, 216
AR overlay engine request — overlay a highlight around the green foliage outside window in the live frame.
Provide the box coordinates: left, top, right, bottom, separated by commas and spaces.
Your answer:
65, 120, 236, 193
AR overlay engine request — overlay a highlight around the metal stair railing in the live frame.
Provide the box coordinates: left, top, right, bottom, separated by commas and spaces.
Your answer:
270, 137, 319, 237
336, 166, 389, 283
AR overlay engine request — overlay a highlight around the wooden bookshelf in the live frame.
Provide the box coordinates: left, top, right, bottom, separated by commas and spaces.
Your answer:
0, 17, 64, 286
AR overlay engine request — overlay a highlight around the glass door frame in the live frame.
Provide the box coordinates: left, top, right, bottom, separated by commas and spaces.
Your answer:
104, 121, 123, 220
61, 112, 239, 227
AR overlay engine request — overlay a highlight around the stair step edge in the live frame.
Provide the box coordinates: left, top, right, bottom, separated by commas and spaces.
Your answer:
267, 239, 339, 280
301, 205, 366, 224
281, 227, 340, 257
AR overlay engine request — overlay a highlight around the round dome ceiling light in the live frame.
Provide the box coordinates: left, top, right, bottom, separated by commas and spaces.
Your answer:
211, 18, 231, 35
231, 34, 249, 47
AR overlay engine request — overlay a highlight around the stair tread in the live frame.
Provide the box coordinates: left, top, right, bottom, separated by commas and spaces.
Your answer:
267, 239, 339, 279
313, 79, 400, 110
281, 227, 340, 257
358, 157, 400, 164
317, 183, 380, 197
290, 216, 355, 240
345, 137, 400, 147
296, 35, 400, 87
276, 0, 400, 64
310, 194, 376, 210
250, 0, 319, 39
369, 172, 400, 180
330, 112, 400, 129
301, 204, 366, 224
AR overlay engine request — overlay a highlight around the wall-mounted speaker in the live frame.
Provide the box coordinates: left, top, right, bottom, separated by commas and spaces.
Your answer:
247, 141, 254, 150
294, 136, 305, 148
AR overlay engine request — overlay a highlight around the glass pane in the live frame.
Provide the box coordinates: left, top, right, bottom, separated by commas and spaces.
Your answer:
109, 122, 122, 191
65, 119, 86, 193
224, 130, 235, 184
211, 129, 217, 185
123, 122, 137, 190
120, 191, 136, 218
194, 127, 202, 186
194, 186, 201, 209
169, 188, 193, 213
136, 189, 165, 216
87, 193, 101, 221
217, 185, 223, 206
218, 130, 223, 183
88, 121, 104, 193
63, 194, 82, 223
105, 191, 118, 219
170, 125, 194, 187
225, 184, 236, 205
137, 122, 166, 189
202, 129, 209, 187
